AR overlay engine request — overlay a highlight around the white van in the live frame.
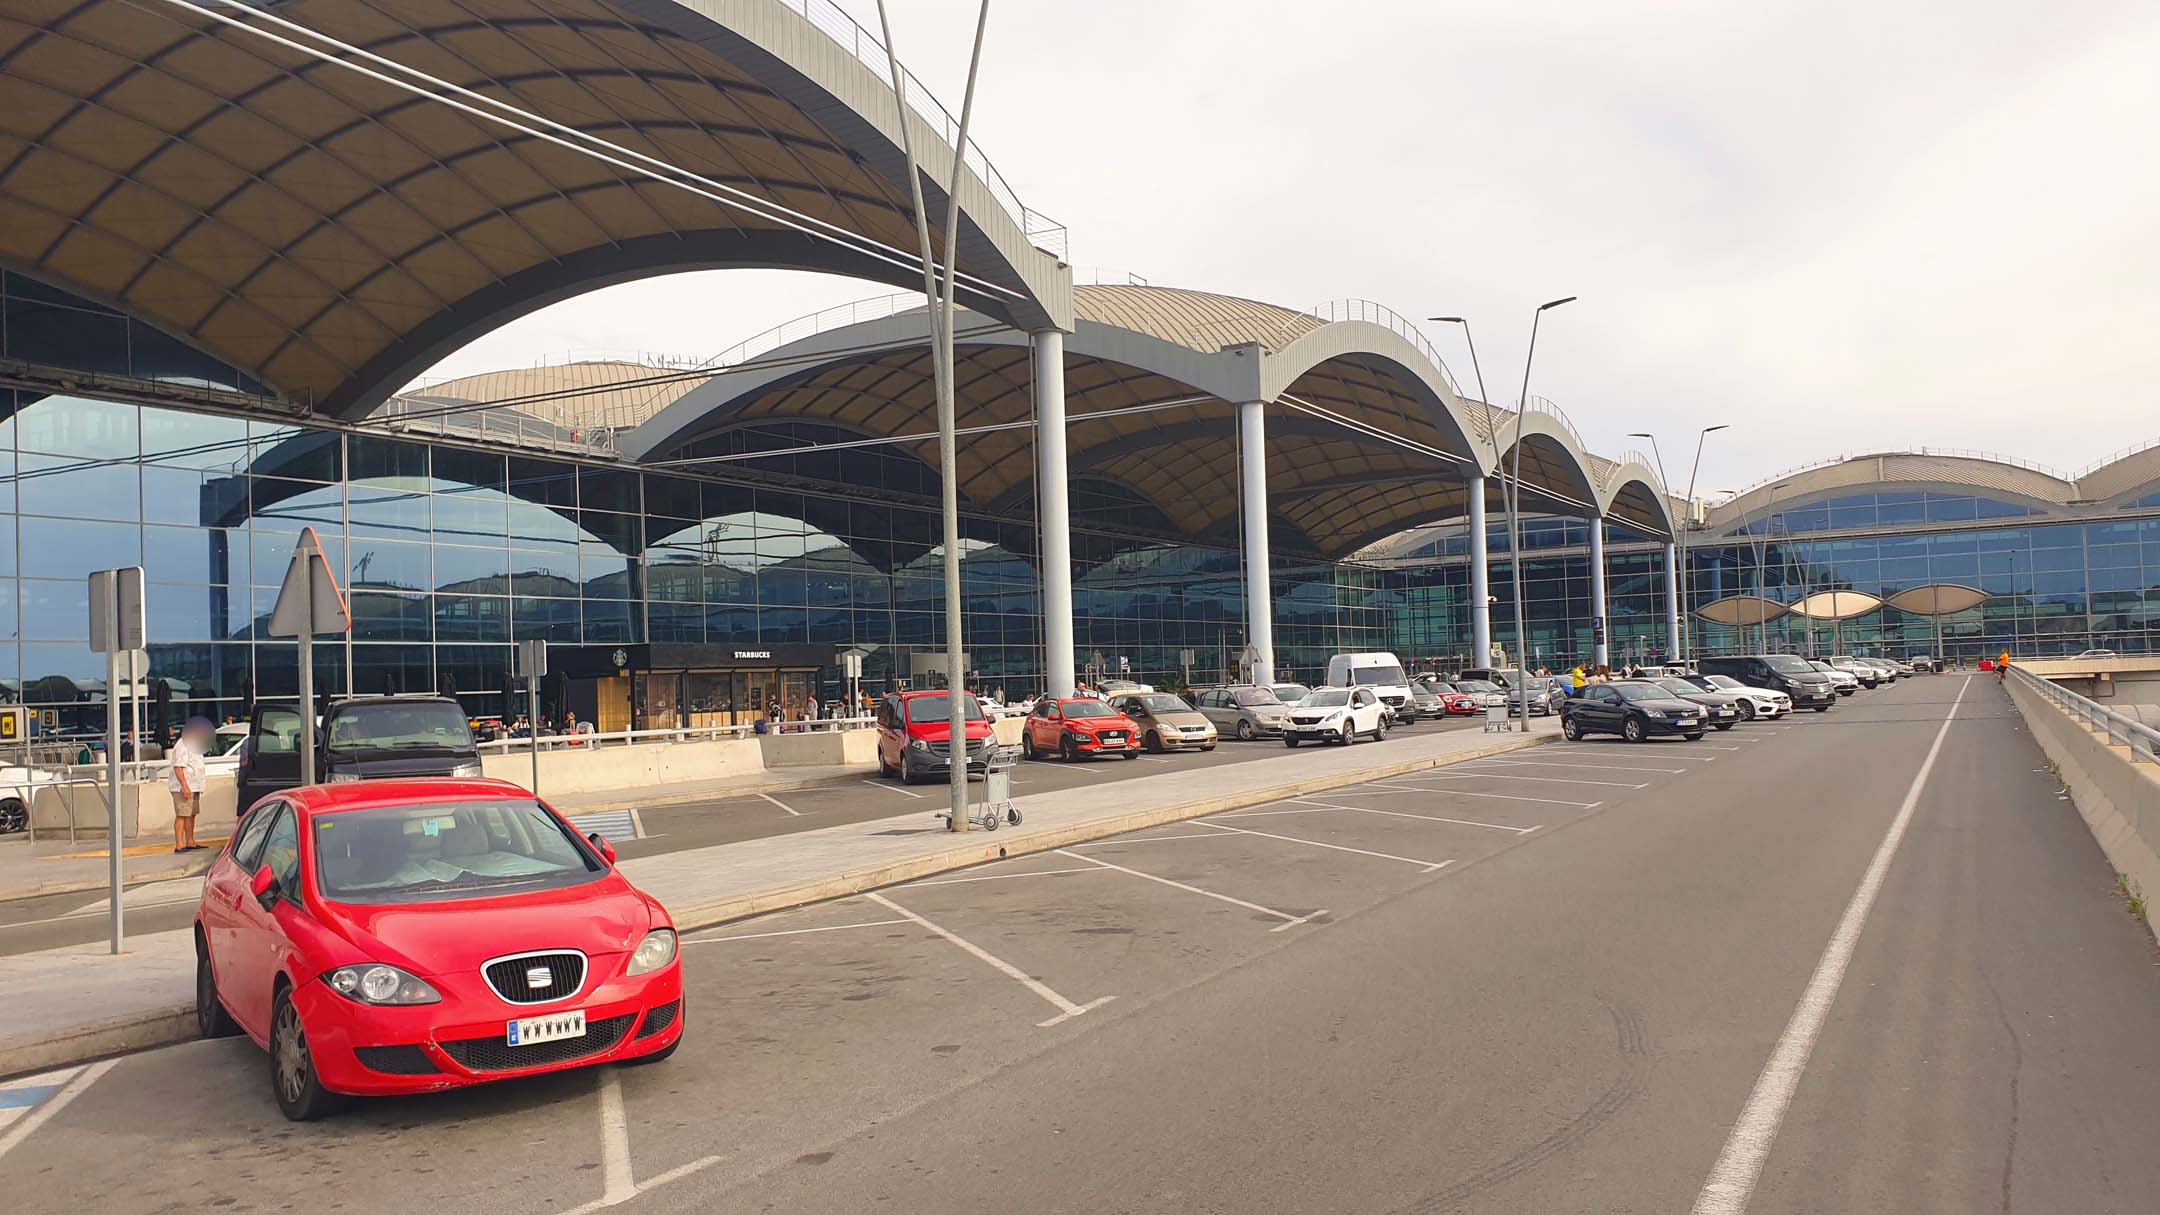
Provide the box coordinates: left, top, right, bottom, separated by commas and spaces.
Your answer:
1325, 651, 1417, 721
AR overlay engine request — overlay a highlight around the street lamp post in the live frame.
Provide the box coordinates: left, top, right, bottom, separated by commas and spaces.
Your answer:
1626, 431, 1678, 663
1437, 298, 1577, 734
1429, 316, 1497, 669
1732, 481, 1790, 652
1675, 425, 1728, 662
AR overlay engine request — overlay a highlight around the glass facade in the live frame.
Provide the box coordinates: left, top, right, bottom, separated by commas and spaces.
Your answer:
0, 392, 1392, 732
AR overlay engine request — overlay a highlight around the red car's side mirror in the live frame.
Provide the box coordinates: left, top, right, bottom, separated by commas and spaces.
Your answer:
250, 865, 279, 910
588, 832, 616, 864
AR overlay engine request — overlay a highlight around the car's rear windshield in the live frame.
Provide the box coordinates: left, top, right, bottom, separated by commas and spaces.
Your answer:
1763, 655, 1816, 675
1350, 663, 1406, 686
1302, 689, 1351, 707
1062, 700, 1115, 719
904, 693, 986, 724
326, 702, 475, 752
313, 799, 602, 904
1232, 688, 1282, 707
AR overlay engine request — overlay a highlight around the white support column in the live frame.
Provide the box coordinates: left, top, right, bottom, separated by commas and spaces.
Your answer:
1588, 513, 1610, 668
1663, 541, 1682, 664
1033, 329, 1075, 699
1468, 474, 1492, 666
1238, 399, 1275, 686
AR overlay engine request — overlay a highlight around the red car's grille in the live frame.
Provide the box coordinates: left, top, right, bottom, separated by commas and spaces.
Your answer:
635, 1000, 680, 1040
439, 1013, 635, 1072
483, 951, 587, 1005
354, 1045, 439, 1076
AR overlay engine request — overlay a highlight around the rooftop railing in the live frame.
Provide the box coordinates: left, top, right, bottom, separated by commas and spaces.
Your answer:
1722, 447, 2076, 504
2009, 663, 2159, 766
790, 0, 1066, 259
1301, 300, 1466, 398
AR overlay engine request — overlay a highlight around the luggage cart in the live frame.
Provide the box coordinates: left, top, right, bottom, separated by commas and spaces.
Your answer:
933, 745, 1023, 831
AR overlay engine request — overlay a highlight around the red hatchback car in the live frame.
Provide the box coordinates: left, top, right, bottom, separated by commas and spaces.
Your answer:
1021, 697, 1142, 761
194, 777, 683, 1120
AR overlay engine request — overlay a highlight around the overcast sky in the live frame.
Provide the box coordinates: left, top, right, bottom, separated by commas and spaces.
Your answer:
419, 0, 2160, 497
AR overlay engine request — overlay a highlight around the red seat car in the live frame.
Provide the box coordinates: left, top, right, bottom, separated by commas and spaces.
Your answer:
1021, 697, 1142, 761
194, 777, 683, 1121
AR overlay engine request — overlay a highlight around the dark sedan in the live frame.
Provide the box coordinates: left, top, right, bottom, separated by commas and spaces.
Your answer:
1648, 678, 1744, 730
1561, 681, 1708, 743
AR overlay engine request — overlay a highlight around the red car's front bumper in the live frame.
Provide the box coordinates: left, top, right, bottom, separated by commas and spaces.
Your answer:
1068, 732, 1138, 755
298, 962, 684, 1096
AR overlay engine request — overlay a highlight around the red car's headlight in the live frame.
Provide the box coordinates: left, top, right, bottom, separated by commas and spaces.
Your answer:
325, 963, 441, 1006
625, 929, 678, 976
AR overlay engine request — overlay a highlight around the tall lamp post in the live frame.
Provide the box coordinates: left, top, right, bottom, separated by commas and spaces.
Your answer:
1626, 431, 1678, 662
1672, 425, 1728, 662
1429, 316, 1497, 669
1731, 480, 1790, 652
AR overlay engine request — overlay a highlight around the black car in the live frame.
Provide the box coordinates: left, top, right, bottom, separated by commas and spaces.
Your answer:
237, 695, 484, 811
1561, 681, 1708, 743
1647, 678, 1743, 730
1697, 654, 1838, 712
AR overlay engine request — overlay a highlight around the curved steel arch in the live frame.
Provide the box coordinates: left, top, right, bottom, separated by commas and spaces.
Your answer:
1597, 462, 1678, 536
1263, 320, 1492, 465
1493, 410, 1602, 509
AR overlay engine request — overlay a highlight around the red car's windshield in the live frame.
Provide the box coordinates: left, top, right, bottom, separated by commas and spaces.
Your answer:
903, 693, 986, 725
1062, 700, 1116, 719
312, 799, 603, 905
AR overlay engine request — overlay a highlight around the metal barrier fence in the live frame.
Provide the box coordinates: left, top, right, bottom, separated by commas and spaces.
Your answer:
474, 716, 876, 753
2008, 665, 2160, 765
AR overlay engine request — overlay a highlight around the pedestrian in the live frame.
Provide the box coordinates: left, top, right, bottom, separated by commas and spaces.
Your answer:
564, 709, 584, 747
1569, 665, 1586, 697
1996, 649, 2011, 684
167, 716, 212, 853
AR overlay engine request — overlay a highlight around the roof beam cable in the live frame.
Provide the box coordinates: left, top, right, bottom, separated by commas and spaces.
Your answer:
145, 0, 1025, 306
1276, 392, 1592, 512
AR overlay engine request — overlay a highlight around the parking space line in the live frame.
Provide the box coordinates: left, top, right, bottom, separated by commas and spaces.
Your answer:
1054, 849, 1323, 932
1364, 784, 1597, 808
861, 780, 924, 798
1194, 820, 1452, 872
1465, 757, 1686, 775
1069, 831, 1225, 846
1208, 806, 1337, 819
1290, 798, 1539, 835
684, 918, 909, 944
903, 866, 1104, 888
598, 1069, 636, 1204
0, 1059, 116, 1164
1390, 770, 1648, 789
861, 892, 1113, 1027
759, 792, 801, 817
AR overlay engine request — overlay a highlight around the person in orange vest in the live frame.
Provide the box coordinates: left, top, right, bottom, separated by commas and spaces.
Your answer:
1996, 650, 2011, 683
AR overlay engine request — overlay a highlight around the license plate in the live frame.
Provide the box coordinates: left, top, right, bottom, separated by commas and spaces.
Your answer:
507, 1009, 586, 1047
1102, 732, 1125, 742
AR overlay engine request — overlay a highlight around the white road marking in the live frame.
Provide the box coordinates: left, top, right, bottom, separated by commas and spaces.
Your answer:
629, 808, 646, 837
1195, 819, 1452, 872
1290, 798, 1539, 835
1070, 831, 1226, 846
1207, 806, 1338, 819
1690, 675, 1970, 1215
1055, 849, 1323, 932
861, 892, 1112, 1027
684, 918, 911, 944
1369, 785, 1597, 808
862, 780, 924, 798
758, 792, 801, 817
902, 866, 1104, 888
597, 1069, 635, 1205
1692, 745, 1744, 751
1387, 769, 1648, 789
0, 1060, 113, 1163
1465, 757, 1686, 775
1059, 763, 1110, 776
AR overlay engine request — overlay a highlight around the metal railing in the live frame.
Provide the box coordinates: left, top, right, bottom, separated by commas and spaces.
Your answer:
1723, 447, 2077, 505
474, 716, 876, 753
787, 0, 1066, 258
369, 394, 622, 457
1299, 300, 1465, 398
2073, 436, 2160, 481
2010, 664, 2160, 765
697, 293, 927, 374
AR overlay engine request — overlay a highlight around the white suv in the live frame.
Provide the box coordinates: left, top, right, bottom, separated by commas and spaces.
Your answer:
1282, 687, 1390, 746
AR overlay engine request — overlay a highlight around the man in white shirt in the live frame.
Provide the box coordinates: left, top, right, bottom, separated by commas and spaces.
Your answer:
166, 716, 211, 853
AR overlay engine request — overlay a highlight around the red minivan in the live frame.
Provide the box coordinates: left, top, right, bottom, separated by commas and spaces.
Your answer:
876, 689, 996, 784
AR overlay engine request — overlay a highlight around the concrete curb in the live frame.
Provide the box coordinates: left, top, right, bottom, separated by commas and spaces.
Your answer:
0, 731, 1549, 1078
0, 1005, 195, 1080
663, 731, 1556, 934
553, 767, 879, 815
0, 856, 214, 907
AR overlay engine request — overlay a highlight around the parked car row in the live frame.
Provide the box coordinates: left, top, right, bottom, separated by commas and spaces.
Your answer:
1558, 650, 1922, 744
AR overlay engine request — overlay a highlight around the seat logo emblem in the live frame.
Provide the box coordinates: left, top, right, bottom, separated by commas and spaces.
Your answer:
526, 966, 553, 988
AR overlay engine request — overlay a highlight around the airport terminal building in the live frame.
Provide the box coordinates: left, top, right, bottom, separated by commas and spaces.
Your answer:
1, 1, 2154, 736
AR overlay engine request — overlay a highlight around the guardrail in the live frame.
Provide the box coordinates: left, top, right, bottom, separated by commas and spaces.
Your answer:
1300, 300, 1466, 398
2009, 665, 2159, 765
474, 716, 876, 753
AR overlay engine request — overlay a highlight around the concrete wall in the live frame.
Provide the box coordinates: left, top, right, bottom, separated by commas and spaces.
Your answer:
28, 774, 240, 839
2007, 679, 2160, 908
480, 736, 768, 798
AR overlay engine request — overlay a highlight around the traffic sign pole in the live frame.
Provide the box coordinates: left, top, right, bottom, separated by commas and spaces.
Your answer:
88, 566, 142, 955
267, 528, 351, 789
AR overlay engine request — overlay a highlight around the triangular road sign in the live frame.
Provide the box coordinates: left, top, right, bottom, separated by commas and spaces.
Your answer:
267, 527, 352, 637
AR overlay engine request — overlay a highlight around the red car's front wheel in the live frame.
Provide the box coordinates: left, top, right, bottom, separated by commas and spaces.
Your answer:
271, 987, 350, 1122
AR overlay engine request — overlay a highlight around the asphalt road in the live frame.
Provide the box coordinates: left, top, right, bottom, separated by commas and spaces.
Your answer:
7, 676, 2160, 1214
0, 714, 1486, 956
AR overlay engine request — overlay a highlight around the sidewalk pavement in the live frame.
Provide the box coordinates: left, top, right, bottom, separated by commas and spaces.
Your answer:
0, 762, 869, 905
0, 721, 1556, 1077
